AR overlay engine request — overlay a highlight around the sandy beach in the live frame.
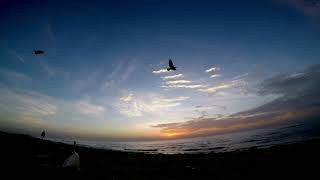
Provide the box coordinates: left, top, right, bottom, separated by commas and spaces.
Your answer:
1, 131, 319, 179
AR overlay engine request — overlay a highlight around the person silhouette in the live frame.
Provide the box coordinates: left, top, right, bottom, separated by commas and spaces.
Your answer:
41, 130, 46, 140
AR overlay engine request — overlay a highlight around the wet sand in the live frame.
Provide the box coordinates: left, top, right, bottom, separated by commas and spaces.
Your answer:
1, 131, 319, 179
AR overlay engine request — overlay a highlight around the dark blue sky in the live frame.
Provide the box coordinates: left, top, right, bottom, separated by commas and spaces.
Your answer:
0, 0, 319, 140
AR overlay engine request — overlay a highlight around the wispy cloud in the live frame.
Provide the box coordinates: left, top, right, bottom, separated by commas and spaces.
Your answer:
206, 66, 221, 78
198, 80, 246, 94
120, 62, 136, 82
165, 80, 192, 85
44, 22, 56, 48
151, 109, 316, 138
74, 101, 105, 115
159, 96, 190, 102
118, 93, 187, 117
285, 0, 320, 18
0, 88, 57, 117
195, 104, 227, 111
161, 74, 184, 80
7, 48, 25, 64
101, 60, 136, 90
120, 93, 134, 102
233, 73, 249, 80
206, 67, 220, 73
0, 69, 32, 82
161, 84, 206, 89
38, 61, 56, 77
152, 69, 168, 74
210, 74, 221, 78
153, 64, 320, 138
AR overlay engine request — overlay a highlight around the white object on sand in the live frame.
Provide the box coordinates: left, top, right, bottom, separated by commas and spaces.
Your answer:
62, 151, 80, 169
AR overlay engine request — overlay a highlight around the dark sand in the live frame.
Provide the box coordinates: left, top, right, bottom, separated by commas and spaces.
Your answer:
1, 132, 319, 179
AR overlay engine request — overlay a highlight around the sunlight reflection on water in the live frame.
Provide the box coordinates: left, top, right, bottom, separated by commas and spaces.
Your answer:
60, 121, 320, 154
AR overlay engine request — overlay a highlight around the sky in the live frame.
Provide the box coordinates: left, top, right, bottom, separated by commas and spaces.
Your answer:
0, 0, 320, 141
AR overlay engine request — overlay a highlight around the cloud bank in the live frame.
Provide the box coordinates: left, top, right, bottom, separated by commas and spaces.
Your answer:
153, 64, 320, 138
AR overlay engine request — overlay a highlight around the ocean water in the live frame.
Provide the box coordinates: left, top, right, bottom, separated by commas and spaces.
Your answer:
60, 121, 320, 154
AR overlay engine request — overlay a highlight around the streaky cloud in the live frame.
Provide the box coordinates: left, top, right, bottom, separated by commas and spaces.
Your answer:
198, 80, 245, 94
161, 84, 206, 89
232, 73, 249, 80
161, 74, 184, 80
7, 48, 25, 64
0, 88, 57, 117
152, 69, 168, 74
74, 101, 105, 115
159, 96, 190, 102
152, 64, 320, 138
206, 66, 221, 78
210, 74, 221, 78
206, 67, 220, 73
117, 93, 186, 117
0, 68, 32, 82
165, 80, 192, 85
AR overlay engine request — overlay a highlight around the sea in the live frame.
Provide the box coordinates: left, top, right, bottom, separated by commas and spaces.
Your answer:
54, 120, 320, 154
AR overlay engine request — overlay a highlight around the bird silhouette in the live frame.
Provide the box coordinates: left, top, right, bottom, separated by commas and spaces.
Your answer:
34, 49, 45, 55
167, 59, 177, 71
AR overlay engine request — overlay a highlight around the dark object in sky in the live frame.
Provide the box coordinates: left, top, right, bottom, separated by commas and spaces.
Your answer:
167, 59, 177, 71
34, 49, 44, 55
41, 130, 46, 139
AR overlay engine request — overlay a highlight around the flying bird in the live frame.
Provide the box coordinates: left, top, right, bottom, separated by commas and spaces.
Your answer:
167, 59, 177, 71
34, 49, 45, 55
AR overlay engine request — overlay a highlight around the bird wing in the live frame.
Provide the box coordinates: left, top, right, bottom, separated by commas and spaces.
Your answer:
169, 59, 175, 68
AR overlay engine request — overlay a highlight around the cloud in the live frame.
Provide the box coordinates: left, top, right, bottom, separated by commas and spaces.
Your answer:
233, 73, 249, 80
74, 101, 105, 115
120, 93, 134, 102
0, 88, 57, 117
210, 74, 221, 78
165, 80, 192, 85
120, 62, 136, 82
0, 69, 32, 82
38, 61, 56, 77
285, 0, 320, 18
118, 94, 187, 117
206, 66, 221, 78
101, 60, 136, 90
206, 67, 220, 73
161, 84, 206, 89
258, 64, 320, 97
198, 79, 246, 94
195, 104, 227, 111
159, 96, 190, 102
161, 74, 184, 80
152, 109, 319, 138
44, 22, 56, 47
152, 69, 168, 74
7, 48, 25, 63
152, 64, 320, 138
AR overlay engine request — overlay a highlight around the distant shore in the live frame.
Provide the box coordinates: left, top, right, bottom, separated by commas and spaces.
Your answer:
1, 131, 319, 179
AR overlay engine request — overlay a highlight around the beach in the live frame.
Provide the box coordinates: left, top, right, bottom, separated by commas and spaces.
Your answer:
1, 131, 319, 179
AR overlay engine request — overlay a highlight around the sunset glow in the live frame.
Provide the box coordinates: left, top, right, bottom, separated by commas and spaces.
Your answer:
0, 0, 320, 141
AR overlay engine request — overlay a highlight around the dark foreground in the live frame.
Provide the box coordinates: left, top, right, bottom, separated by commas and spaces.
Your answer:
1, 132, 319, 179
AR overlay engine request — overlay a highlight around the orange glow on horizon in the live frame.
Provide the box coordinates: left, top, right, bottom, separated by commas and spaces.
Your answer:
164, 132, 179, 137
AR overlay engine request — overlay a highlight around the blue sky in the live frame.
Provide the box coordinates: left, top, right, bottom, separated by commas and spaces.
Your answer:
0, 0, 320, 140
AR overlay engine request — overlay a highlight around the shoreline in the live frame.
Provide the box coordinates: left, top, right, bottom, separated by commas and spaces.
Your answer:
1, 131, 320, 179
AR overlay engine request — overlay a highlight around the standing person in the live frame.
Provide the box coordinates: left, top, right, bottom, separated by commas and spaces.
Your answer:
41, 130, 46, 140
